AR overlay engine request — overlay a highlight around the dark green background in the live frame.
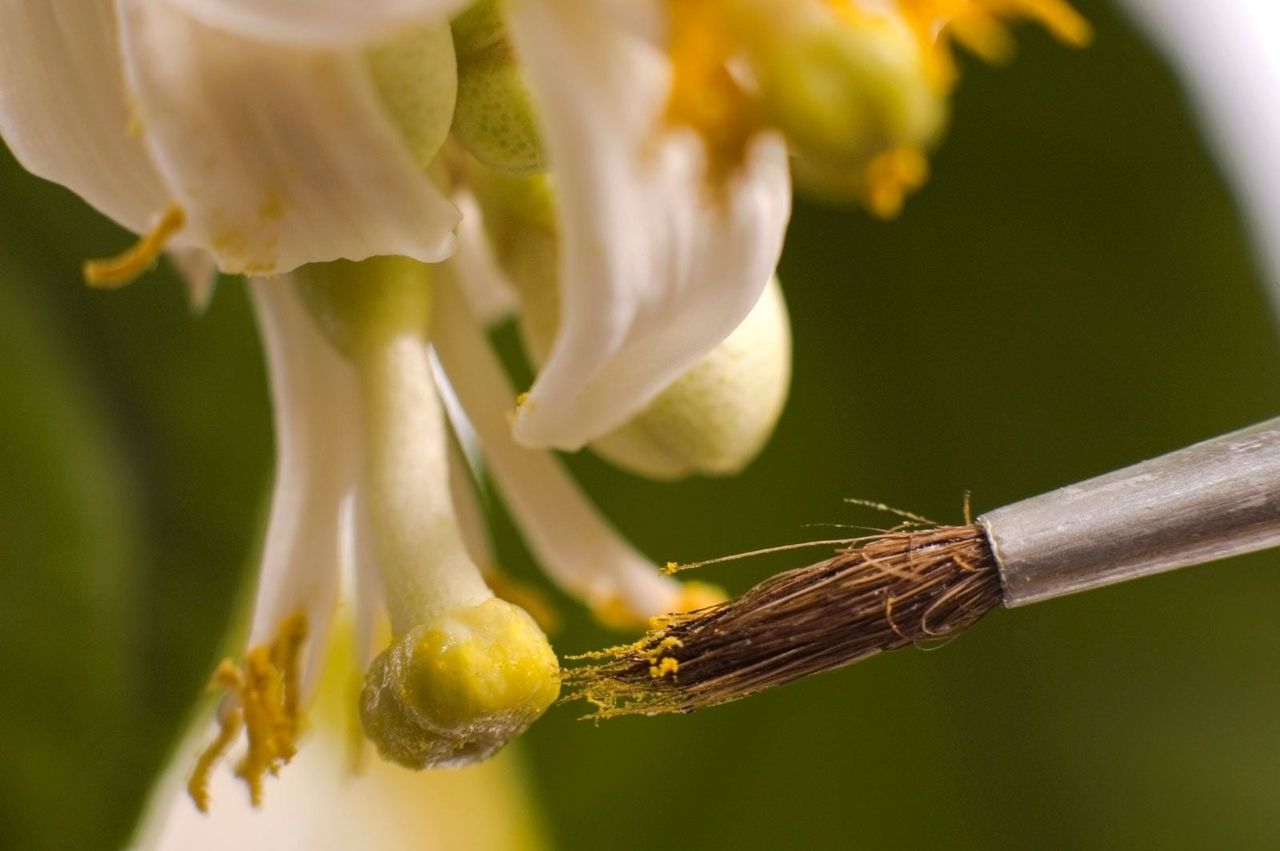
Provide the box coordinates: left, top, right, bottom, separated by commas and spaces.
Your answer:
2, 1, 1277, 848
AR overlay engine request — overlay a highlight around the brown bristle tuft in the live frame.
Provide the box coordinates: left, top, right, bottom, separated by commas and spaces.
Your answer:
562, 524, 1002, 718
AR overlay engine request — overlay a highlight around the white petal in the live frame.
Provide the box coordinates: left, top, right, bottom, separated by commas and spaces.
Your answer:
0, 1, 170, 234
349, 491, 389, 672
118, 1, 460, 275
449, 193, 520, 326
432, 270, 682, 618
167, 249, 218, 312
161, 0, 470, 47
247, 278, 360, 700
506, 0, 792, 450
1120, 0, 1280, 308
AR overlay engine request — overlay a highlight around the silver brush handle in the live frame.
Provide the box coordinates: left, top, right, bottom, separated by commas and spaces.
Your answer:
978, 417, 1280, 607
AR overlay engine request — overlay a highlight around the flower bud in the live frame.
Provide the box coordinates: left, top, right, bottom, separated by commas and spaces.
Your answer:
451, 0, 546, 174
360, 599, 560, 769
591, 277, 791, 479
367, 26, 459, 171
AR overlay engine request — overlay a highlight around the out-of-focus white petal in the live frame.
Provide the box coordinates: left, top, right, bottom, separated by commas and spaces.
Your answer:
118, 1, 460, 275
348, 491, 390, 676
432, 272, 683, 619
1120, 0, 1280, 307
0, 1, 170, 234
161, 0, 471, 47
450, 194, 520, 326
506, 0, 792, 450
167, 249, 218, 312
248, 278, 359, 700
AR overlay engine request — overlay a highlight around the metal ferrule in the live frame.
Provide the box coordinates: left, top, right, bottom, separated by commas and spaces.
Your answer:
979, 418, 1280, 607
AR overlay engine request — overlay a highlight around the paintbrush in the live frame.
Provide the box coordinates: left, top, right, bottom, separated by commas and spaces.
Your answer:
564, 417, 1280, 717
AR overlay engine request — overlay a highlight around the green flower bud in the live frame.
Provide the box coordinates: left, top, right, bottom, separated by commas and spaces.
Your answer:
753, 15, 946, 178
451, 0, 546, 174
591, 277, 792, 480
368, 26, 459, 171
360, 599, 561, 769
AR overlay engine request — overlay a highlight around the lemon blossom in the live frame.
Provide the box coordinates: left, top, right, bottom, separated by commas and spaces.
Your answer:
0, 0, 1090, 819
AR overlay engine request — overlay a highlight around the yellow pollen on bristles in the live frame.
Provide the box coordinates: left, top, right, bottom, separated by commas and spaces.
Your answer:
863, 146, 930, 219
648, 657, 680, 679
185, 613, 308, 811
664, 0, 759, 180
82, 204, 186, 289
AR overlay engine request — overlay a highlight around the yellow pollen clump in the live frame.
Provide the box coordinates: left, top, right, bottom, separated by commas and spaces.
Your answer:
649, 657, 681, 679
863, 146, 930, 219
186, 613, 308, 811
82, 204, 186, 289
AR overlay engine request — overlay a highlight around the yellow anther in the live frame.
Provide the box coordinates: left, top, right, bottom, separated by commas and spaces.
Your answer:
82, 204, 186, 289
661, 561, 680, 576
187, 704, 243, 814
863, 146, 930, 219
672, 581, 728, 614
185, 613, 308, 811
515, 392, 531, 408
484, 566, 562, 633
592, 593, 645, 631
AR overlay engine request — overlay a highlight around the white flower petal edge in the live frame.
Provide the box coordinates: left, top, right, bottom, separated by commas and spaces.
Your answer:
162, 0, 470, 47
433, 270, 683, 619
0, 1, 170, 235
247, 278, 359, 700
118, 0, 461, 276
168, 249, 218, 312
506, 0, 792, 451
1121, 0, 1280, 308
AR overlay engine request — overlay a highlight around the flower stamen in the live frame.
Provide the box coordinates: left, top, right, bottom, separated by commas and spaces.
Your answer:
81, 204, 186, 289
863, 145, 930, 218
185, 612, 307, 811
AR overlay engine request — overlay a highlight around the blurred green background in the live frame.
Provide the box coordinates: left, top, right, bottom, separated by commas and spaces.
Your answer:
3, 1, 1279, 848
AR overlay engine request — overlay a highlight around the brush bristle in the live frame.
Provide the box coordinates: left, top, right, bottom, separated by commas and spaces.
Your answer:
563, 524, 1002, 717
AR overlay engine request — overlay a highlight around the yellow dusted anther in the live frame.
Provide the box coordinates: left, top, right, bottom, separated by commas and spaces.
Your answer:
185, 613, 308, 811
82, 204, 186, 289
360, 599, 559, 769
863, 146, 930, 219
671, 581, 727, 614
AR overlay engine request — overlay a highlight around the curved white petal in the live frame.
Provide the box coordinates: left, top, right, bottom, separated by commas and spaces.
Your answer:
118, 1, 460, 275
506, 0, 792, 450
0, 1, 170, 234
450, 193, 521, 326
1120, 0, 1280, 311
248, 278, 359, 700
162, 0, 470, 47
167, 248, 218, 312
432, 271, 682, 619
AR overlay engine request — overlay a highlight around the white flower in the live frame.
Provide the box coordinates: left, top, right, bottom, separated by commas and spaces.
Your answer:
1119, 0, 1280, 309
0, 0, 1091, 819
